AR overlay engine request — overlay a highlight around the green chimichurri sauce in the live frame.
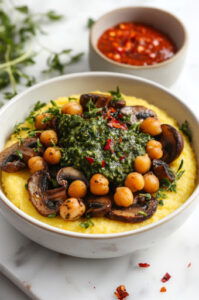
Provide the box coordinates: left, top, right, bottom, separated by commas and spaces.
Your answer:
57, 101, 151, 186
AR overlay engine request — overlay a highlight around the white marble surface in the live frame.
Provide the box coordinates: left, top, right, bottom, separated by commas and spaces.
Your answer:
0, 0, 199, 299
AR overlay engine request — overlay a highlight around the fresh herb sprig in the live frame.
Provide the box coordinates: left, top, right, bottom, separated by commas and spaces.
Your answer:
109, 86, 123, 101
79, 216, 94, 229
180, 120, 192, 142
156, 159, 185, 205
87, 18, 95, 28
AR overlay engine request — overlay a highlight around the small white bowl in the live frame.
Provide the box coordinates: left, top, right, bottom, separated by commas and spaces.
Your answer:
89, 7, 188, 86
0, 72, 198, 258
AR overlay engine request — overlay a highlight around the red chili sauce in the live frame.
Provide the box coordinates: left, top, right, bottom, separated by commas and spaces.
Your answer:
97, 22, 176, 66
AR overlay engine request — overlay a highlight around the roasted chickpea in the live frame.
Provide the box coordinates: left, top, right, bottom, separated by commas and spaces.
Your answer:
114, 187, 134, 207
140, 117, 162, 136
40, 130, 58, 147
35, 113, 53, 130
28, 156, 46, 173
143, 172, 159, 193
43, 147, 61, 165
62, 101, 83, 115
90, 174, 109, 195
125, 172, 144, 192
68, 180, 87, 198
60, 198, 86, 221
146, 140, 163, 159
134, 154, 151, 174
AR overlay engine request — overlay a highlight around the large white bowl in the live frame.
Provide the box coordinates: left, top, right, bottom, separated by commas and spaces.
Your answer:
0, 72, 198, 258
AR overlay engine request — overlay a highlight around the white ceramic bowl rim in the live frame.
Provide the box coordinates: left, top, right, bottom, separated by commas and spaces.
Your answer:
90, 6, 188, 70
0, 72, 198, 240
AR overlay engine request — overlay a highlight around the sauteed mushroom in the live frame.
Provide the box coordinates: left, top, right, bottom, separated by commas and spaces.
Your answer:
28, 170, 66, 216
120, 105, 157, 124
152, 159, 175, 182
0, 138, 43, 172
159, 124, 184, 163
86, 195, 112, 217
108, 99, 126, 108
80, 93, 112, 109
56, 167, 88, 188
107, 198, 158, 223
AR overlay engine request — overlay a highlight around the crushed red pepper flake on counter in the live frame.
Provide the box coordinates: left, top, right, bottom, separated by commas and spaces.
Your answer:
161, 272, 171, 283
138, 263, 151, 268
98, 22, 176, 66
114, 285, 129, 300
160, 286, 167, 293
187, 262, 192, 268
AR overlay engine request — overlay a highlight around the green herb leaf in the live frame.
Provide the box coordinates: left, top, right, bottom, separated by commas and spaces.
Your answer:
46, 10, 63, 21
79, 218, 94, 229
138, 193, 152, 200
137, 211, 147, 217
15, 150, 23, 160
158, 200, 164, 206
48, 213, 57, 218
180, 120, 192, 142
15, 6, 29, 14
24, 183, 28, 190
87, 18, 95, 28
109, 86, 123, 101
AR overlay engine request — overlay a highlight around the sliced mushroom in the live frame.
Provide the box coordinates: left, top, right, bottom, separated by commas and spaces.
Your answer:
159, 124, 184, 163
108, 99, 126, 109
86, 195, 112, 217
0, 138, 43, 173
107, 198, 158, 223
80, 93, 112, 109
152, 159, 175, 182
120, 105, 157, 124
28, 170, 66, 216
56, 167, 88, 188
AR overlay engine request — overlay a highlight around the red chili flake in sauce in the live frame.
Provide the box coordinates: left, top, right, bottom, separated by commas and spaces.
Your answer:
138, 263, 150, 268
161, 272, 171, 283
114, 285, 129, 300
160, 287, 167, 293
85, 157, 94, 164
98, 22, 176, 66
104, 138, 114, 151
101, 160, 106, 167
108, 118, 127, 130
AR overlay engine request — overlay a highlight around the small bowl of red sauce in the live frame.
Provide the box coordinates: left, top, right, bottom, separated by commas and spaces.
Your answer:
89, 7, 188, 86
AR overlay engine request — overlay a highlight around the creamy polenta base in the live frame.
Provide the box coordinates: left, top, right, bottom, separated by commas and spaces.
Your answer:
1, 92, 197, 234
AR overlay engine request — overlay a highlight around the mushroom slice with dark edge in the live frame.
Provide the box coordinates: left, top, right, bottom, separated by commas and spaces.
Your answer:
80, 93, 112, 109
86, 195, 112, 217
28, 170, 66, 216
152, 159, 175, 182
0, 138, 43, 173
159, 124, 184, 163
107, 198, 158, 223
56, 167, 88, 188
120, 105, 157, 124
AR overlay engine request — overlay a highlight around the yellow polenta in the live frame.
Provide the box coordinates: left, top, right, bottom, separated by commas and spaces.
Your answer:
1, 92, 197, 234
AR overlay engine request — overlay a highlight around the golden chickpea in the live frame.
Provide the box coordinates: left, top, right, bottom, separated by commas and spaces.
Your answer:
43, 147, 61, 165
146, 140, 163, 159
114, 187, 134, 207
62, 101, 83, 115
90, 174, 109, 195
68, 180, 87, 198
60, 198, 86, 221
134, 154, 151, 174
125, 172, 144, 192
143, 172, 159, 193
35, 113, 53, 130
28, 156, 46, 173
140, 117, 162, 136
40, 130, 58, 147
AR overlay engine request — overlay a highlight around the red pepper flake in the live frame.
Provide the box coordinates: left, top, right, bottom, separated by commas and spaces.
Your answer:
85, 157, 94, 164
187, 262, 192, 268
104, 138, 114, 151
160, 287, 167, 293
119, 156, 125, 161
101, 160, 106, 167
138, 263, 150, 268
161, 272, 171, 283
114, 285, 129, 300
108, 118, 127, 130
